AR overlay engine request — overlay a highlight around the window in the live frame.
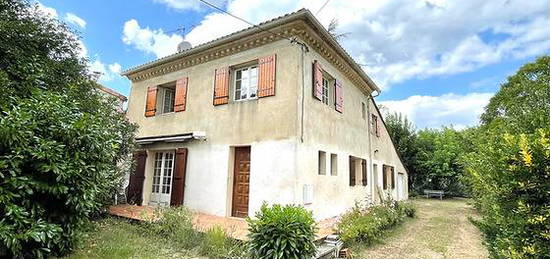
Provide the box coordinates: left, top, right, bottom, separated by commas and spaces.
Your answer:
318, 151, 326, 175
382, 165, 394, 190
321, 76, 330, 105
371, 114, 379, 137
152, 152, 174, 194
162, 88, 175, 113
361, 159, 368, 186
349, 156, 356, 186
234, 65, 258, 101
330, 154, 338, 176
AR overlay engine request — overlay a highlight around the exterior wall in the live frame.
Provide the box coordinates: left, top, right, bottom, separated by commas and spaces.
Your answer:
368, 99, 409, 201
126, 39, 303, 217
294, 45, 408, 220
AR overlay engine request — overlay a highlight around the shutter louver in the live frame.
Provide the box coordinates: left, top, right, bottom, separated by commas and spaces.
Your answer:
335, 79, 343, 113
313, 60, 323, 100
145, 86, 158, 117
127, 151, 147, 205
258, 54, 277, 97
174, 77, 189, 112
170, 148, 188, 206
213, 67, 230, 105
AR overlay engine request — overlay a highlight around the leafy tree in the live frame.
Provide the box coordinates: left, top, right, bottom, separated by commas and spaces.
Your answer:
0, 0, 136, 257
481, 55, 550, 133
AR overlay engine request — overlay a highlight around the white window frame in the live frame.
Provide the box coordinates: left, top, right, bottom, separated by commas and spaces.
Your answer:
321, 76, 330, 105
234, 65, 258, 101
162, 87, 175, 114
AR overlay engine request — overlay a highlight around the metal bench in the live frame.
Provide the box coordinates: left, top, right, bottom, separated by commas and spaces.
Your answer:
424, 189, 444, 200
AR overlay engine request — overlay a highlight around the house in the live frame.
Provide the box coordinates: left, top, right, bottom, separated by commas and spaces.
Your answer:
121, 9, 408, 220
96, 84, 128, 112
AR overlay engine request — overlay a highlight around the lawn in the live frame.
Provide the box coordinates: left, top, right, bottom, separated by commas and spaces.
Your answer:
355, 197, 488, 258
59, 218, 203, 259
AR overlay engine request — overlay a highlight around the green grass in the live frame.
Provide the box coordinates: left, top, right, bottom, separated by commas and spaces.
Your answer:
59, 217, 201, 259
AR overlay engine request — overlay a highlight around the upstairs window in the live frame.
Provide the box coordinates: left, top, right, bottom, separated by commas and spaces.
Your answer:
318, 151, 327, 175
321, 76, 330, 105
162, 88, 175, 113
234, 65, 258, 101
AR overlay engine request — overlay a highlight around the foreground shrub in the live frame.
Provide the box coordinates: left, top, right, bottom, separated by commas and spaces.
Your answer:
200, 225, 247, 258
464, 130, 550, 258
337, 200, 415, 244
247, 204, 317, 259
144, 206, 201, 249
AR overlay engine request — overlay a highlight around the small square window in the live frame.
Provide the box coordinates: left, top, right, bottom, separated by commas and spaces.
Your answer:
318, 151, 326, 175
234, 65, 258, 101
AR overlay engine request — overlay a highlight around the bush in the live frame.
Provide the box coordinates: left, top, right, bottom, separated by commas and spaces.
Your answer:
464, 130, 550, 258
337, 200, 415, 244
144, 206, 201, 249
247, 204, 317, 259
200, 225, 247, 259
0, 1, 136, 257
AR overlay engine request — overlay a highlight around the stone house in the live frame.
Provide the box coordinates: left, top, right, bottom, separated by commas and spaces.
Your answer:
122, 9, 408, 220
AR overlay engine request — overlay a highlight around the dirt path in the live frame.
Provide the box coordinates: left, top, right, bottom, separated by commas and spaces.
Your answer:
356, 198, 488, 259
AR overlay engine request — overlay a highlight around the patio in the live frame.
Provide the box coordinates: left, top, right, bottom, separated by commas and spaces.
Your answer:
109, 204, 338, 241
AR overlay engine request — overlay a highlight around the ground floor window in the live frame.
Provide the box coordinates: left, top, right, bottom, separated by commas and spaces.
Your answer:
318, 151, 326, 175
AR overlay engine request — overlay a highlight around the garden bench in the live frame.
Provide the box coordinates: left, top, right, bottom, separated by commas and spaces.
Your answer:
423, 189, 444, 200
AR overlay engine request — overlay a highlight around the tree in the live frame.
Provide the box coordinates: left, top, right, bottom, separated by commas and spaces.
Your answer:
0, 0, 136, 257
481, 55, 550, 133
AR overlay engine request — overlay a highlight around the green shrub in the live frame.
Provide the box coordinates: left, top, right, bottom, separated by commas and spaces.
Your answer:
144, 207, 201, 249
337, 200, 414, 244
200, 225, 247, 259
247, 204, 317, 259
464, 130, 550, 258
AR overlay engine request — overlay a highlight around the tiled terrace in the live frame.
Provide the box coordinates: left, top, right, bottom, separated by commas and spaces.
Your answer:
109, 204, 338, 241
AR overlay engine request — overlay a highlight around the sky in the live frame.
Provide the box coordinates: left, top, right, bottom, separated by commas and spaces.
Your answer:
37, 0, 550, 129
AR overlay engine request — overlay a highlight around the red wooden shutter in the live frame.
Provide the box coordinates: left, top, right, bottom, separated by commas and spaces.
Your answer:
335, 79, 343, 113
213, 67, 230, 105
258, 54, 276, 98
174, 77, 188, 112
313, 60, 323, 100
382, 165, 388, 189
127, 150, 147, 205
145, 86, 158, 117
170, 148, 188, 206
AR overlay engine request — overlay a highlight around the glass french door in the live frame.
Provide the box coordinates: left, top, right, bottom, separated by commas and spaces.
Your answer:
149, 151, 174, 207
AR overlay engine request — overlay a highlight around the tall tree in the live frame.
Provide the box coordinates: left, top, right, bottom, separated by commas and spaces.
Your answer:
0, 0, 136, 257
481, 55, 550, 133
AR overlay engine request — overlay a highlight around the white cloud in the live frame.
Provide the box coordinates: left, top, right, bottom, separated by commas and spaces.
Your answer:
35, 1, 58, 18
65, 13, 86, 28
122, 19, 183, 58
379, 92, 494, 129
89, 60, 124, 82
146, 0, 550, 89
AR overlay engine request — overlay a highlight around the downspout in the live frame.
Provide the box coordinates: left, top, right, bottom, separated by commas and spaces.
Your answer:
367, 89, 380, 203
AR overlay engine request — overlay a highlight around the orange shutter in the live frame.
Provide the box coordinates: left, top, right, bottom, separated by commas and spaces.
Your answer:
145, 86, 158, 117
335, 79, 343, 113
174, 77, 188, 112
313, 60, 323, 100
213, 67, 230, 105
258, 54, 276, 97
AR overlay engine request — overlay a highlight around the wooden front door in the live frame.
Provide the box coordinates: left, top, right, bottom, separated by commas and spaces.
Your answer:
232, 146, 250, 218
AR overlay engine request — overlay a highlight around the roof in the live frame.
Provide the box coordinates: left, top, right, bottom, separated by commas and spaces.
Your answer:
122, 8, 380, 92
97, 85, 128, 102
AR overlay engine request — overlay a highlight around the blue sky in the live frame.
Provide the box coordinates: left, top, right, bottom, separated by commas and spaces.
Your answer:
37, 0, 550, 129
